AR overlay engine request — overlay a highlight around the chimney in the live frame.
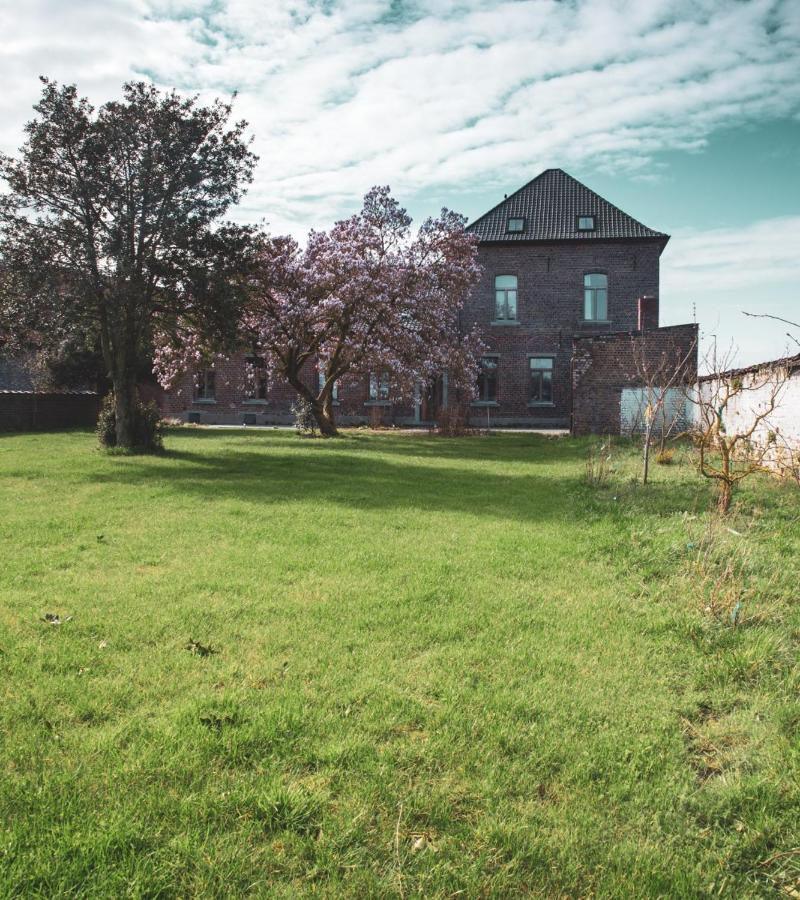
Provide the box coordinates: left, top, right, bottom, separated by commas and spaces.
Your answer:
637, 295, 659, 331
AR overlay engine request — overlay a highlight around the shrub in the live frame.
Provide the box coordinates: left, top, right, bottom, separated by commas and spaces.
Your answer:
585, 438, 613, 486
291, 398, 318, 435
97, 393, 164, 452
656, 447, 676, 465
434, 404, 473, 437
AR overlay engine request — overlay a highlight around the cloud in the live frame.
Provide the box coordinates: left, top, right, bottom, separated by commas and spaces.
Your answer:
1, 0, 798, 235
661, 216, 800, 366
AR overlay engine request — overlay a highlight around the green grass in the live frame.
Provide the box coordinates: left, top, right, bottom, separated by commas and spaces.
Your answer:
1, 427, 798, 898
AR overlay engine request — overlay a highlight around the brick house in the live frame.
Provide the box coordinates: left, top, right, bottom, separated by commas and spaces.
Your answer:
164, 168, 697, 433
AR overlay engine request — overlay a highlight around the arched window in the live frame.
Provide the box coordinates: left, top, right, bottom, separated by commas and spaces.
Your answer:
584, 273, 608, 321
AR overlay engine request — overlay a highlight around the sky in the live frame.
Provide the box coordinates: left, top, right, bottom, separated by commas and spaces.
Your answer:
1, 0, 798, 366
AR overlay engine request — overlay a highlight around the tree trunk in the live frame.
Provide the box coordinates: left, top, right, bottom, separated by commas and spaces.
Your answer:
717, 443, 733, 514
313, 395, 338, 437
112, 362, 139, 448
286, 372, 339, 437
642, 423, 652, 485
717, 480, 733, 514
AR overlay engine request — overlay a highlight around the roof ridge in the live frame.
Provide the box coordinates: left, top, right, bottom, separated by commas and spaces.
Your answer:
466, 168, 669, 243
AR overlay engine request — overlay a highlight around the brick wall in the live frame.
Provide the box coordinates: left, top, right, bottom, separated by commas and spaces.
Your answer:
161, 236, 677, 430
464, 238, 664, 426
571, 323, 699, 435
0, 392, 100, 433
161, 354, 418, 427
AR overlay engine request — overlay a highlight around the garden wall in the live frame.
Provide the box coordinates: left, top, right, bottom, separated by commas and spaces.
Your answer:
571, 323, 699, 435
0, 392, 100, 433
697, 355, 800, 478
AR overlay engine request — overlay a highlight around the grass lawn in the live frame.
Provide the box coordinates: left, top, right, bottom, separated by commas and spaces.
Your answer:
1, 427, 799, 897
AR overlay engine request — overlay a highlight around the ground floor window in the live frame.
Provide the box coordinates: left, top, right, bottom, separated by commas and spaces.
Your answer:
477, 356, 498, 401
369, 371, 390, 401
318, 368, 338, 400
529, 357, 553, 403
195, 368, 216, 401
245, 356, 268, 400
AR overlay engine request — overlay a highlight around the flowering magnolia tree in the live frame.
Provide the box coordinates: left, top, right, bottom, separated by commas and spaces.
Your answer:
155, 187, 484, 436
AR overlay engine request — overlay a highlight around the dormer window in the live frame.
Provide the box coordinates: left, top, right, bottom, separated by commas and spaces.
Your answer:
577, 215, 595, 231
507, 217, 525, 233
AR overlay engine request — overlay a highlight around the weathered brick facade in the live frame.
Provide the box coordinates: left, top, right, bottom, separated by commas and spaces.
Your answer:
162, 168, 698, 434
464, 239, 664, 427
161, 358, 420, 427
571, 324, 699, 435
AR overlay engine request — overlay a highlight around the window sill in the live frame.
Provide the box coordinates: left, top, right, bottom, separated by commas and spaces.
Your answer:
364, 400, 391, 407
471, 401, 499, 407
579, 319, 611, 326
490, 320, 521, 326
528, 401, 555, 408
193, 399, 217, 405
243, 399, 268, 405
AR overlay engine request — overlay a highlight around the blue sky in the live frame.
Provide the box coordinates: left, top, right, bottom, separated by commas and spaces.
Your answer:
1, 0, 798, 366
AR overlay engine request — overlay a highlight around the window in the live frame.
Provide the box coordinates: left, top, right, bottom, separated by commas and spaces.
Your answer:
195, 368, 215, 401
529, 357, 554, 403
507, 217, 525, 233
245, 356, 268, 400
577, 215, 595, 231
583, 273, 608, 321
369, 371, 390, 401
494, 275, 518, 321
318, 368, 338, 400
476, 356, 498, 402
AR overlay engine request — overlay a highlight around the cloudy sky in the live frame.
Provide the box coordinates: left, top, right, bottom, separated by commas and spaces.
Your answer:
1, 0, 799, 365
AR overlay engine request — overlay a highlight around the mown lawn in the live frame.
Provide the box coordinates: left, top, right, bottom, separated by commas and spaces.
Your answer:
0, 427, 798, 898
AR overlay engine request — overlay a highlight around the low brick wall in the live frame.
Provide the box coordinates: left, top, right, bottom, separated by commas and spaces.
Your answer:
0, 392, 100, 433
571, 324, 698, 435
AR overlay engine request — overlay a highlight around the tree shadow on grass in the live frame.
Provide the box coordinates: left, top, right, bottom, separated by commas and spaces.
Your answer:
164, 426, 584, 466
82, 428, 711, 526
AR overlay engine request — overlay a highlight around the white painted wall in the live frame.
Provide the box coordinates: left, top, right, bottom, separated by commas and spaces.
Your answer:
620, 387, 694, 436
695, 364, 800, 476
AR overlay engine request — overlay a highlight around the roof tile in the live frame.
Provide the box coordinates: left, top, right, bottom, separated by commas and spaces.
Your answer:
467, 168, 668, 243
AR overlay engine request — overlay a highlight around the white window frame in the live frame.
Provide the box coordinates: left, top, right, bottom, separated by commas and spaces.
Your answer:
494, 274, 518, 322
368, 371, 390, 403
529, 356, 554, 405
583, 273, 608, 321
318, 367, 338, 401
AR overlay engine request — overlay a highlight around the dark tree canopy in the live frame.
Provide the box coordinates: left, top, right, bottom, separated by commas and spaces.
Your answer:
0, 78, 258, 447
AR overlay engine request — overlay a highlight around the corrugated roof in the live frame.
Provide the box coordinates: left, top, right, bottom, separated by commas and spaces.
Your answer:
0, 389, 97, 395
0, 356, 96, 394
467, 168, 669, 243
697, 352, 800, 382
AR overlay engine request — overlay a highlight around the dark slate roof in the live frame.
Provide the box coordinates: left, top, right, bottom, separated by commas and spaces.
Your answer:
0, 356, 37, 391
467, 168, 669, 244
0, 355, 95, 394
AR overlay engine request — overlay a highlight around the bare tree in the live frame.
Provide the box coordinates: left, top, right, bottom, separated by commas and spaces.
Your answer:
742, 311, 800, 351
687, 343, 792, 513
627, 333, 698, 484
